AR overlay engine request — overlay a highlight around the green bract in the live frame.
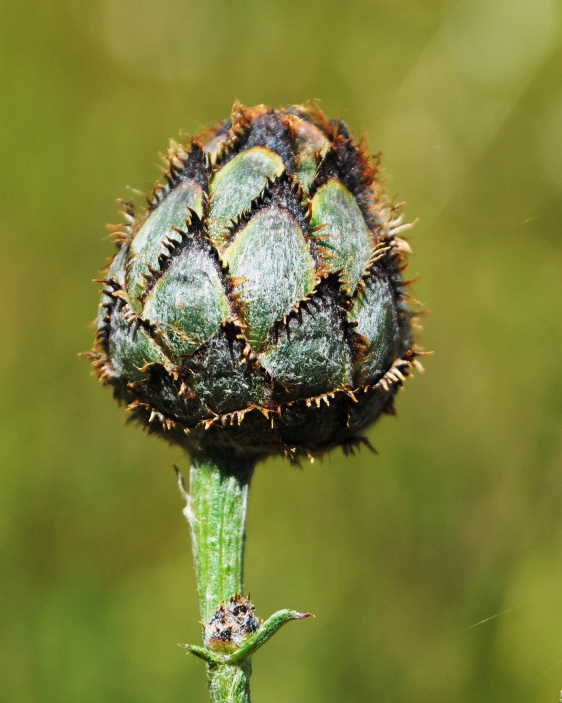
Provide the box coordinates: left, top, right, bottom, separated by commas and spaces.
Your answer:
91, 103, 418, 459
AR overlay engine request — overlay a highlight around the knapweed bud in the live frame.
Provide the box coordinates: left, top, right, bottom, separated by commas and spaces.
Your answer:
204, 595, 260, 653
90, 103, 418, 459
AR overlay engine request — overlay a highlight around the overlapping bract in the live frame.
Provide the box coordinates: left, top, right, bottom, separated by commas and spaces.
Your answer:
90, 103, 419, 459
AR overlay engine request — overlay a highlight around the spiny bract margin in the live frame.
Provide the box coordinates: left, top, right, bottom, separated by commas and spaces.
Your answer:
88, 102, 422, 460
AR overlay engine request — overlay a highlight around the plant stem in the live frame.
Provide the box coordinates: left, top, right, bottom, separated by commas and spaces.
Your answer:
179, 447, 311, 701
206, 661, 252, 703
185, 447, 256, 702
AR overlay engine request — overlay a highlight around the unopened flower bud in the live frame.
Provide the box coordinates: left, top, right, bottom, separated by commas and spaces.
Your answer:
90, 103, 418, 460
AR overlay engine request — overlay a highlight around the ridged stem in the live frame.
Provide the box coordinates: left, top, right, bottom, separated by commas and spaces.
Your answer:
179, 447, 311, 701
185, 447, 256, 702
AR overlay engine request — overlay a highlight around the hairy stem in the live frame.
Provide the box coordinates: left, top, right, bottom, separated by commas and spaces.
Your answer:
184, 447, 256, 702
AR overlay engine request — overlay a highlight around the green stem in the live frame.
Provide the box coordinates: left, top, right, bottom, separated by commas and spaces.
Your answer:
207, 661, 252, 703
178, 446, 312, 702
185, 447, 256, 702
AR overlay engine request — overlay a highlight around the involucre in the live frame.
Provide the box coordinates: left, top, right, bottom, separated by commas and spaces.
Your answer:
90, 103, 418, 460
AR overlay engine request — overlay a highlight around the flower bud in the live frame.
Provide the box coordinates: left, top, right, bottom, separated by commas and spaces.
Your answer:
90, 103, 418, 459
205, 595, 260, 653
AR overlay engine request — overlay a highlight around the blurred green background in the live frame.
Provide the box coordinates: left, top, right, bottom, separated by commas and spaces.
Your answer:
1, 0, 561, 701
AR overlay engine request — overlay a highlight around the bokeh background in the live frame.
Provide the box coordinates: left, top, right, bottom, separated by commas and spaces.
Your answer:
1, 0, 561, 701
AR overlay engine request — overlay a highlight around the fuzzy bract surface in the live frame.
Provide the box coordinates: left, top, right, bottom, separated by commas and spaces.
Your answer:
90, 103, 418, 459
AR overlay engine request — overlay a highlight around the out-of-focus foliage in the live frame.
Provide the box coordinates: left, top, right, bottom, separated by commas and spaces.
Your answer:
0, 0, 560, 701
